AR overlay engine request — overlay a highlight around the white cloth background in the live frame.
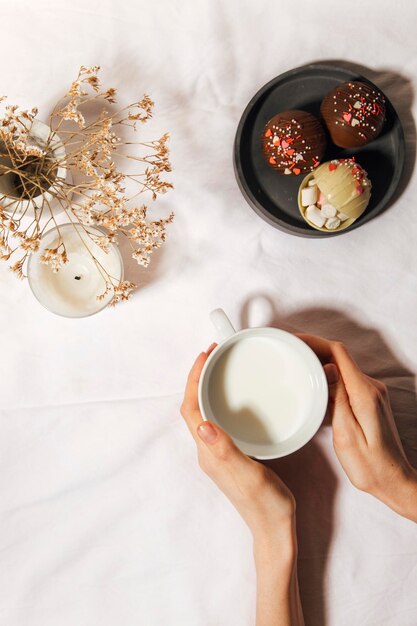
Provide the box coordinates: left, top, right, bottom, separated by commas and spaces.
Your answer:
1, 1, 417, 624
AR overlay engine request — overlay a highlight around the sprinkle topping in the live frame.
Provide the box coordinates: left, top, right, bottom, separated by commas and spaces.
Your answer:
340, 83, 384, 131
326, 158, 369, 195
262, 111, 325, 175
321, 81, 386, 147
264, 120, 304, 174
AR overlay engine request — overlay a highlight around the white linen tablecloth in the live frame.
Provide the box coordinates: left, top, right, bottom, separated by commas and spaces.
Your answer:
1, 1, 417, 624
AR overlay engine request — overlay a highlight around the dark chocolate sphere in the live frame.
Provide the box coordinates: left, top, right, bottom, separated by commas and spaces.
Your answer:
321, 81, 386, 148
262, 110, 326, 176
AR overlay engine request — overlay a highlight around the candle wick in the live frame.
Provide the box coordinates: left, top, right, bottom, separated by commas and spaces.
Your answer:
74, 275, 81, 280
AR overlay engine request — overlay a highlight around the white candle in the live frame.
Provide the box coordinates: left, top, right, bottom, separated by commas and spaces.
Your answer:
28, 223, 123, 317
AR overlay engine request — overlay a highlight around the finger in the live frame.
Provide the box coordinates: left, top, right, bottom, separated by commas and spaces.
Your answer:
304, 336, 383, 435
324, 362, 340, 386
298, 333, 369, 398
330, 342, 368, 391
197, 420, 252, 469
181, 352, 208, 434
296, 333, 334, 364
324, 363, 365, 444
183, 346, 217, 416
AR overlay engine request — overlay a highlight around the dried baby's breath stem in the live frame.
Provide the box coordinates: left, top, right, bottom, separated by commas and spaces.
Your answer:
0, 65, 174, 298
57, 198, 119, 288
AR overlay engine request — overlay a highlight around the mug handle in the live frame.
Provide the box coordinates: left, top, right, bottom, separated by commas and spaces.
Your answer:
210, 308, 236, 341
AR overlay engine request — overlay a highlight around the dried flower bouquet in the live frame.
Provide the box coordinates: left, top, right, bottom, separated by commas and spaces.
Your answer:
0, 65, 173, 304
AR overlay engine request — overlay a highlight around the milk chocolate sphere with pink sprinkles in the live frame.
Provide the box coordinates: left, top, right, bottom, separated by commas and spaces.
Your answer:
262, 110, 326, 176
321, 81, 386, 148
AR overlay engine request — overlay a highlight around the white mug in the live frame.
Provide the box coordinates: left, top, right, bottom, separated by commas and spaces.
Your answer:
198, 309, 328, 459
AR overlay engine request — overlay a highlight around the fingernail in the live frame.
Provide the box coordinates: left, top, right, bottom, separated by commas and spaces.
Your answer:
325, 363, 340, 385
197, 422, 218, 444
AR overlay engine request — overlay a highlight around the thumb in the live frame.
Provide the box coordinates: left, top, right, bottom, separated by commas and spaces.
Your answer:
197, 420, 248, 464
324, 362, 350, 408
324, 362, 360, 437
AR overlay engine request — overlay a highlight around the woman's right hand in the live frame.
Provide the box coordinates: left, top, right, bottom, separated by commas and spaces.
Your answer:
299, 334, 417, 523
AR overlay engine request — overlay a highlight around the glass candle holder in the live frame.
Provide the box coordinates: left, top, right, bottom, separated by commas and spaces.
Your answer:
27, 223, 124, 318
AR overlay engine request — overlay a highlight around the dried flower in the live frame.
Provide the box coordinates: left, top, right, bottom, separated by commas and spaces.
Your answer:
111, 280, 136, 304
10, 257, 26, 279
39, 247, 68, 272
0, 65, 174, 305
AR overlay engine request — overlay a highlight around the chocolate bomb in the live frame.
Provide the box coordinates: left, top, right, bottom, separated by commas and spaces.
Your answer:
262, 110, 326, 176
321, 81, 386, 148
298, 158, 372, 232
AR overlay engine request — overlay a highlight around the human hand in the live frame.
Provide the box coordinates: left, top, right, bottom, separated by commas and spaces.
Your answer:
180, 345, 296, 550
299, 334, 417, 522
181, 346, 305, 625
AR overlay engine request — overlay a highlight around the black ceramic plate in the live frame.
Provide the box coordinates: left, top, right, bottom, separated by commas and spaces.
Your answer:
234, 63, 405, 237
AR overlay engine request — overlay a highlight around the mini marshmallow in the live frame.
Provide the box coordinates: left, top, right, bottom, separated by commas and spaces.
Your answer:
337, 211, 349, 221
321, 203, 337, 218
306, 205, 326, 228
317, 191, 325, 207
301, 185, 318, 207
325, 216, 341, 230
308, 178, 317, 187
